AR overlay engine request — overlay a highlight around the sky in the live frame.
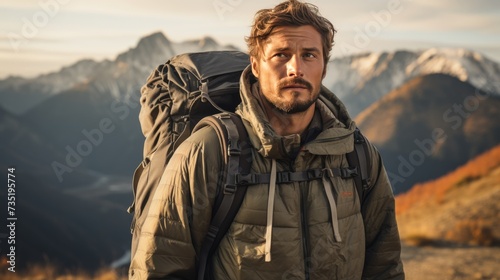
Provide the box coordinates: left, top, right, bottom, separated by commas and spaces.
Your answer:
0, 0, 499, 79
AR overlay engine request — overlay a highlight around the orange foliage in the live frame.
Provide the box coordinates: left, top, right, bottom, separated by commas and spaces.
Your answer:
396, 144, 500, 215
445, 219, 497, 246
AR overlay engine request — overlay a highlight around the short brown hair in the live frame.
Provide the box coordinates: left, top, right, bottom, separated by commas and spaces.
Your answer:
245, 0, 336, 66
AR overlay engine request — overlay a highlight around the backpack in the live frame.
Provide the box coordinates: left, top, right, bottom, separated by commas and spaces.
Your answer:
128, 51, 372, 280
128, 51, 250, 259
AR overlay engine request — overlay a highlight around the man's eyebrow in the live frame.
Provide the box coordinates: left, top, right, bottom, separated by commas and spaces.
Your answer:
302, 47, 321, 53
269, 47, 321, 53
271, 47, 291, 52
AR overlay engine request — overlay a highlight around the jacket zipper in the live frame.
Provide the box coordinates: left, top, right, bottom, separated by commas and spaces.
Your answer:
290, 158, 310, 280
300, 184, 311, 280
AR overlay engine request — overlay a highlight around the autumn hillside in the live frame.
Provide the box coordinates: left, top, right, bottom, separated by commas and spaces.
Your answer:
396, 144, 500, 246
396, 144, 500, 214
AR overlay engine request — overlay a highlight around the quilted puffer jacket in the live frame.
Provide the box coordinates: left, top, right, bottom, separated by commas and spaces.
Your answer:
129, 66, 405, 279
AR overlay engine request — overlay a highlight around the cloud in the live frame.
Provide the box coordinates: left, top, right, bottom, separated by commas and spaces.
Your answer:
1, 0, 499, 77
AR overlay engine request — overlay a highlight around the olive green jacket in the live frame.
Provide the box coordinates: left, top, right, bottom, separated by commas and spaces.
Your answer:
130, 66, 404, 279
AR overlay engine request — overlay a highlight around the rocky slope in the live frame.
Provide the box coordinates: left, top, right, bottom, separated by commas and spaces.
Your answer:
356, 74, 500, 192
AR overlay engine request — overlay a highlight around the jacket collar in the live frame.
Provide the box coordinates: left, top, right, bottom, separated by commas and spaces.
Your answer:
235, 65, 357, 159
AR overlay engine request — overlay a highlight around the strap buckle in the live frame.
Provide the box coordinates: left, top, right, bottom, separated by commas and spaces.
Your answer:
235, 174, 257, 185
307, 169, 322, 180
227, 140, 241, 156
277, 172, 291, 183
223, 184, 237, 195
207, 225, 219, 239
322, 168, 358, 179
340, 167, 358, 178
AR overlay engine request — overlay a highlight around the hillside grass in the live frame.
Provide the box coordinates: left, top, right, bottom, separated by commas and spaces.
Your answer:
396, 145, 500, 247
396, 144, 500, 215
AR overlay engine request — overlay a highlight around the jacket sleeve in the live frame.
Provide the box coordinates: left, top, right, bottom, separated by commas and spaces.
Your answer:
361, 141, 405, 280
129, 126, 223, 279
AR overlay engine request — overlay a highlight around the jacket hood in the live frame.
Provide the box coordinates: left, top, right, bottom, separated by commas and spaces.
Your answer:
235, 65, 357, 159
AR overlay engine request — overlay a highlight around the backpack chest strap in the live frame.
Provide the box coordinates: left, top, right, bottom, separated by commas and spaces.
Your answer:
231, 167, 359, 186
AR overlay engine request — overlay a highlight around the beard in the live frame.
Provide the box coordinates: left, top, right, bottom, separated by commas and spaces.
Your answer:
261, 77, 319, 114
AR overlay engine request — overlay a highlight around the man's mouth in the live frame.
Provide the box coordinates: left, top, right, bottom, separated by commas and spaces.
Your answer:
282, 84, 308, 89
279, 77, 313, 91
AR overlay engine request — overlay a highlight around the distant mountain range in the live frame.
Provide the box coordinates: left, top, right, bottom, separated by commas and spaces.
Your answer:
356, 73, 500, 192
0, 32, 238, 114
1, 31, 499, 271
323, 48, 500, 116
1, 32, 499, 116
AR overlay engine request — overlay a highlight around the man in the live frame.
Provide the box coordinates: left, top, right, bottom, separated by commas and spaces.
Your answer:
130, 0, 404, 279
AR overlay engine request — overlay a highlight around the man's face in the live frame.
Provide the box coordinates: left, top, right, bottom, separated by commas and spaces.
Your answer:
251, 25, 325, 114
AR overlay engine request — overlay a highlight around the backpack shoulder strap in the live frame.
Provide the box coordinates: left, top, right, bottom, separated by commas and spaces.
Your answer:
346, 127, 372, 205
192, 112, 252, 280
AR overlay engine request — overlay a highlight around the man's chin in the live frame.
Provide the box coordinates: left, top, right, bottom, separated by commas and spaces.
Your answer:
272, 100, 315, 115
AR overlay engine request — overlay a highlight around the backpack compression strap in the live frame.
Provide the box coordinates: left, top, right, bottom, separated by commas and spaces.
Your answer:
193, 113, 252, 280
346, 127, 372, 205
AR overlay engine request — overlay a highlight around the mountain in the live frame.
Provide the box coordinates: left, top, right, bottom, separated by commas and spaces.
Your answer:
115, 33, 232, 74
2, 33, 499, 186
0, 32, 238, 114
356, 73, 500, 193
1, 31, 500, 272
1, 31, 499, 118
0, 171, 132, 271
0, 106, 133, 271
12, 32, 239, 180
396, 144, 500, 246
0, 59, 100, 114
0, 106, 97, 187
324, 48, 500, 116
22, 85, 143, 178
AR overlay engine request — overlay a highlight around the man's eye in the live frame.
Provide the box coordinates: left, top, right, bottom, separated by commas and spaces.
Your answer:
304, 53, 316, 58
274, 53, 287, 58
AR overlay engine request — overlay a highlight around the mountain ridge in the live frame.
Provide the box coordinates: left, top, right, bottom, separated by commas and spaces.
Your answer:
356, 73, 500, 192
1, 31, 499, 116
0, 31, 238, 114
325, 47, 500, 116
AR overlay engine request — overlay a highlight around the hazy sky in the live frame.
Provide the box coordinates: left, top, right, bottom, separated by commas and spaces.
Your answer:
1, 0, 499, 79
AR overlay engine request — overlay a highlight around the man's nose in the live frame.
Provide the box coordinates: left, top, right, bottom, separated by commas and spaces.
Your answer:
287, 55, 304, 77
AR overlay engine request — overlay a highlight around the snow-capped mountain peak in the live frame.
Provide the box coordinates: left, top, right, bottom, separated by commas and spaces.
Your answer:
1, 31, 499, 117
325, 48, 500, 116
0, 32, 237, 114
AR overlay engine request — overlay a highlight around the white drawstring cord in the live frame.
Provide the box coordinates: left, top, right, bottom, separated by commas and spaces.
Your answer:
265, 159, 277, 262
322, 169, 342, 242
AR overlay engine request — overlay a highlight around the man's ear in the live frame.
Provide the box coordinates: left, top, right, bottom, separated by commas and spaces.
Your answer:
250, 56, 259, 78
322, 64, 327, 79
